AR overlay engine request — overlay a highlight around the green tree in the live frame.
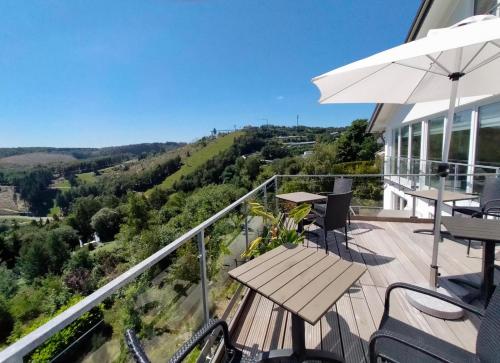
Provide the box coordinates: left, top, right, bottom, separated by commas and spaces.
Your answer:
67, 197, 102, 241
335, 119, 379, 163
0, 264, 18, 298
0, 296, 14, 343
90, 207, 121, 242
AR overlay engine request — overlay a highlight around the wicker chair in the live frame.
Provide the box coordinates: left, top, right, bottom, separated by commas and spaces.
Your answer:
314, 177, 353, 225
307, 191, 353, 252
369, 282, 500, 363
452, 176, 500, 255
125, 319, 255, 363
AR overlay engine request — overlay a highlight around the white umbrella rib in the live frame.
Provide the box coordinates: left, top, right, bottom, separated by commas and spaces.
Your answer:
460, 42, 489, 73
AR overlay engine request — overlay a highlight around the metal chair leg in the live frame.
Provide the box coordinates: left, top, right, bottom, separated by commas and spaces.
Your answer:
324, 228, 328, 254
345, 225, 349, 249
467, 239, 471, 256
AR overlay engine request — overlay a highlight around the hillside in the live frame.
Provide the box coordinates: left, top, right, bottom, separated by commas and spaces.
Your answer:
0, 152, 77, 167
0, 142, 185, 168
149, 132, 243, 192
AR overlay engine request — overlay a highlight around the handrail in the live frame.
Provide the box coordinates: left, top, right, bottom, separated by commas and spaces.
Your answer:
0, 176, 276, 363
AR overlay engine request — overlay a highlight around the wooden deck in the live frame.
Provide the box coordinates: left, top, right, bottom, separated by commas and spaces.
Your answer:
231, 221, 498, 362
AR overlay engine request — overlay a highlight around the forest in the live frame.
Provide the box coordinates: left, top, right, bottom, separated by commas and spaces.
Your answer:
0, 120, 381, 361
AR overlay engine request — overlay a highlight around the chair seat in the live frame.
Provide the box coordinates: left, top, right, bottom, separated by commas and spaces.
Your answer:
313, 203, 326, 214
452, 206, 482, 217
373, 316, 478, 363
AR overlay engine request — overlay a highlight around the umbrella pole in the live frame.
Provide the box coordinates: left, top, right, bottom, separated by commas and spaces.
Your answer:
430, 75, 460, 288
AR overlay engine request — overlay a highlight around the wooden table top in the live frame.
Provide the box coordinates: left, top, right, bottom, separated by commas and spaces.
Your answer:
229, 244, 366, 325
276, 191, 327, 204
442, 216, 500, 243
406, 189, 478, 202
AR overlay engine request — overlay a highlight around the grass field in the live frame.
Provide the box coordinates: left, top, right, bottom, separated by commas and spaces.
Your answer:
149, 132, 243, 193
76, 172, 97, 184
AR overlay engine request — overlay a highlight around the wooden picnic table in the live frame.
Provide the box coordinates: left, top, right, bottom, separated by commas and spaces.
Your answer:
229, 244, 366, 362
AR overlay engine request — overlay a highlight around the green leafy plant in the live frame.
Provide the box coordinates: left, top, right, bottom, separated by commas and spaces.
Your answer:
242, 202, 312, 258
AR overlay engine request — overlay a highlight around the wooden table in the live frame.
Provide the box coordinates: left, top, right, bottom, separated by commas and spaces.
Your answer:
229, 244, 366, 362
442, 216, 500, 304
406, 189, 478, 236
276, 192, 326, 233
276, 191, 327, 204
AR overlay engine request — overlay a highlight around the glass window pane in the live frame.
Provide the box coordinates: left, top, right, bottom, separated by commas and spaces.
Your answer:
475, 0, 498, 14
400, 126, 409, 158
411, 123, 421, 158
476, 102, 500, 167
428, 117, 444, 160
449, 110, 471, 164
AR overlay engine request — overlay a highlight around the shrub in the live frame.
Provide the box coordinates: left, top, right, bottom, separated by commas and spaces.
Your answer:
90, 207, 121, 242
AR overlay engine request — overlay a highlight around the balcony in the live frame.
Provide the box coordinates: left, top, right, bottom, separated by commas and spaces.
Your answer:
0, 173, 496, 363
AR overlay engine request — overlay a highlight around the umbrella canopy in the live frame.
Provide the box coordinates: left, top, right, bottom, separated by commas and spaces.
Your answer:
312, 14, 500, 291
313, 15, 500, 104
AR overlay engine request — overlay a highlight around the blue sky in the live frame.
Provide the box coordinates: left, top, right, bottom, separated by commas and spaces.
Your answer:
0, 0, 420, 147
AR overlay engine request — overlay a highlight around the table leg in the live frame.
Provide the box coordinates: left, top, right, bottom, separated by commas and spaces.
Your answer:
256, 313, 343, 362
482, 241, 496, 304
413, 200, 448, 240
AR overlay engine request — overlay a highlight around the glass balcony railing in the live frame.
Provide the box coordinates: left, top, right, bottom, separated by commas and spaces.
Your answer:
384, 156, 499, 193
1, 170, 499, 362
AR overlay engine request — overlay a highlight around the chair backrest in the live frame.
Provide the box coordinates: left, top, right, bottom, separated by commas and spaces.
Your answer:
324, 191, 352, 230
476, 287, 500, 362
333, 178, 353, 194
480, 176, 500, 209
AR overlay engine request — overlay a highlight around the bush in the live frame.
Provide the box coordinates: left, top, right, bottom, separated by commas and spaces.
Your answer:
0, 296, 14, 343
90, 207, 121, 242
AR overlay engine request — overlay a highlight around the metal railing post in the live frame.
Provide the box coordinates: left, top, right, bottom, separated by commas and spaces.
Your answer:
263, 183, 268, 210
197, 230, 210, 324
244, 205, 249, 250
274, 176, 279, 212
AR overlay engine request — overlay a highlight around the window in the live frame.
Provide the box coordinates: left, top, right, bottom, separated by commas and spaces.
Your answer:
411, 123, 421, 158
428, 117, 444, 160
391, 129, 399, 174
475, 0, 499, 15
411, 123, 421, 173
476, 102, 500, 167
449, 110, 471, 164
400, 126, 409, 174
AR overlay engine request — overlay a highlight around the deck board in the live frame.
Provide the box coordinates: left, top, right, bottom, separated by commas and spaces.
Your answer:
230, 221, 490, 362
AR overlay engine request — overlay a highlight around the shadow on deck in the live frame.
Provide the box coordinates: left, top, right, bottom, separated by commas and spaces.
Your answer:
229, 221, 495, 362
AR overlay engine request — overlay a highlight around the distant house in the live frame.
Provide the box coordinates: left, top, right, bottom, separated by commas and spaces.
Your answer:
368, 0, 500, 217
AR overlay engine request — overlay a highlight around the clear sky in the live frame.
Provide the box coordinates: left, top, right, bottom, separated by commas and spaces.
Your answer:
0, 0, 420, 147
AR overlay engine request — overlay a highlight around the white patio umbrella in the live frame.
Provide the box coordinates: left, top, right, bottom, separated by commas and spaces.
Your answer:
312, 15, 500, 318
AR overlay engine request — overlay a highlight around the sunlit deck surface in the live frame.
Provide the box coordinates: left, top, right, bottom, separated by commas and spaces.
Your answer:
231, 221, 499, 362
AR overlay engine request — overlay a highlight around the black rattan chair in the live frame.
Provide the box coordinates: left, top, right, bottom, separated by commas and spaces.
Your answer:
307, 191, 353, 252
125, 319, 255, 363
369, 282, 500, 363
452, 176, 500, 255
314, 177, 353, 225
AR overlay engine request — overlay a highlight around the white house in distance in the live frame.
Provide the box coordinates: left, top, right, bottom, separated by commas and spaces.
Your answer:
368, 0, 500, 218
